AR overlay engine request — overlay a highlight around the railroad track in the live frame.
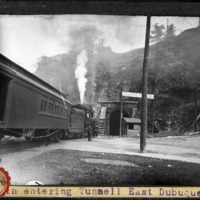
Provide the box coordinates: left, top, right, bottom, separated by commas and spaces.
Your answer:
0, 139, 51, 155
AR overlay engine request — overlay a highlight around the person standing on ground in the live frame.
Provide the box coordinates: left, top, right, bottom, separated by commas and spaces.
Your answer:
87, 125, 92, 141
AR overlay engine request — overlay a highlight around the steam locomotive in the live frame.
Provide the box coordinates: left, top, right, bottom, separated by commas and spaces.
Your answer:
0, 54, 87, 142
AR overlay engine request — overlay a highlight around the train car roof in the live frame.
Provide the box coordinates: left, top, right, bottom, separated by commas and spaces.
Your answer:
71, 108, 85, 114
0, 54, 72, 104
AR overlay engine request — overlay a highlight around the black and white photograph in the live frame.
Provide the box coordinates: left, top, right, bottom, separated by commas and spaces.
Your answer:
1, 1, 200, 194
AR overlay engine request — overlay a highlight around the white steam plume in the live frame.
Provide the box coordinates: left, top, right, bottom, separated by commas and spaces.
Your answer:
75, 50, 88, 104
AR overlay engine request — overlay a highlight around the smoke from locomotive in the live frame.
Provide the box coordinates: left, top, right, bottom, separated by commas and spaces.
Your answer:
75, 50, 88, 104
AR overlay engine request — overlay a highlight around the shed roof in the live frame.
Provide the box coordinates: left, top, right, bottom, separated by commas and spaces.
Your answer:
123, 117, 141, 123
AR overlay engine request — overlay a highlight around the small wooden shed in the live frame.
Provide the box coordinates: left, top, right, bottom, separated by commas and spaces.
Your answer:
122, 117, 141, 137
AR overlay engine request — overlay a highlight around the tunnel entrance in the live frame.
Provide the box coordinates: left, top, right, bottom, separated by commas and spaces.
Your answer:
109, 110, 128, 136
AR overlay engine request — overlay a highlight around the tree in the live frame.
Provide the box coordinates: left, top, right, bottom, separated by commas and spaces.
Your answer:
150, 23, 165, 44
148, 23, 179, 132
165, 24, 176, 38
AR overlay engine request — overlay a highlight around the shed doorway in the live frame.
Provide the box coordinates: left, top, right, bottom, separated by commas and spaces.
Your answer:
109, 110, 128, 136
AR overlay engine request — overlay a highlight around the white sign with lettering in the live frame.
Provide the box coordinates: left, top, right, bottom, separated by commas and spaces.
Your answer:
122, 91, 154, 99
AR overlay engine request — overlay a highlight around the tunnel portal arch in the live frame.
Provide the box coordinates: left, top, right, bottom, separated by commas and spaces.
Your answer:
109, 109, 128, 136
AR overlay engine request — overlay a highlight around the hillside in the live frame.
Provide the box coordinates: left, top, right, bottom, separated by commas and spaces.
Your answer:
35, 26, 200, 132
35, 46, 145, 103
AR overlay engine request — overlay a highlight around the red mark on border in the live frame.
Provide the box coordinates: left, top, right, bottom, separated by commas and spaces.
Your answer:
0, 168, 10, 196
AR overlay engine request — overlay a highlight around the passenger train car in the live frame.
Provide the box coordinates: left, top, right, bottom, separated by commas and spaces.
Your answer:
69, 105, 87, 139
0, 54, 86, 141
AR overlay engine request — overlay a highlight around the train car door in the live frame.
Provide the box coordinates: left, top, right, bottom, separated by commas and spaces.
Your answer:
0, 70, 13, 122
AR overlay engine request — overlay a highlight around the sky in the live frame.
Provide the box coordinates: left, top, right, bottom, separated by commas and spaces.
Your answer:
0, 15, 198, 73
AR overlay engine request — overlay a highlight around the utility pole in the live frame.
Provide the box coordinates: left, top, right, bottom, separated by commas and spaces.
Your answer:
140, 16, 151, 153
166, 18, 169, 32
195, 56, 198, 132
152, 98, 155, 134
150, 66, 156, 135
119, 91, 123, 137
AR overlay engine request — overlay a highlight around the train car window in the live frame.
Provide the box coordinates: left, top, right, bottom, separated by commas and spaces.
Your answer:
48, 99, 54, 114
64, 107, 68, 117
55, 101, 59, 115
57, 105, 60, 115
40, 102, 43, 111
60, 103, 63, 116
40, 95, 48, 112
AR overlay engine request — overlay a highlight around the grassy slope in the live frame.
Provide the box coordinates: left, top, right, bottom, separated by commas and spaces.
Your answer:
20, 149, 200, 186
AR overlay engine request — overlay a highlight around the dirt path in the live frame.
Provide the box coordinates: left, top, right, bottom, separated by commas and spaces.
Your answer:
0, 135, 200, 185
